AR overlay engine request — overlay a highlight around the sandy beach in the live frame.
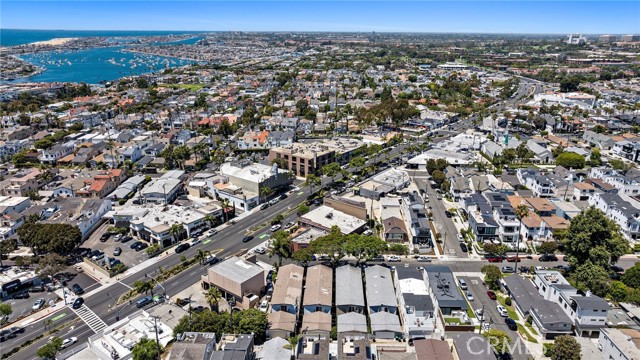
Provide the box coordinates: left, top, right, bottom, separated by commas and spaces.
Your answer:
31, 37, 78, 46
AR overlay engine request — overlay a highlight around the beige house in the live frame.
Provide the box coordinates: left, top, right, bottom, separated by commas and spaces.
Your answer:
201, 256, 264, 310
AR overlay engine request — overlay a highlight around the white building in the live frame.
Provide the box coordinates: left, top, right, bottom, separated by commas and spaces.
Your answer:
534, 270, 609, 337
140, 170, 185, 204
598, 328, 640, 360
589, 192, 640, 241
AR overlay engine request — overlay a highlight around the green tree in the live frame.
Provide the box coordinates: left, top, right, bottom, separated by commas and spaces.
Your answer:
608, 281, 629, 303
297, 204, 310, 216
502, 148, 517, 164
481, 265, 503, 290
17, 222, 81, 255
310, 226, 346, 266
260, 186, 273, 203
36, 253, 67, 279
169, 223, 184, 244
573, 263, 610, 297
343, 235, 387, 263
230, 308, 269, 339
321, 162, 341, 180
36, 337, 63, 359
0, 303, 12, 322
195, 249, 206, 266
555, 152, 585, 169
539, 241, 559, 255
563, 207, 629, 268
131, 338, 160, 360
551, 335, 581, 360
589, 148, 602, 166
269, 231, 292, 266
349, 156, 366, 169
0, 239, 17, 267
482, 329, 511, 355
205, 287, 222, 312
291, 247, 314, 267
304, 174, 321, 193
622, 263, 640, 289
133, 280, 153, 295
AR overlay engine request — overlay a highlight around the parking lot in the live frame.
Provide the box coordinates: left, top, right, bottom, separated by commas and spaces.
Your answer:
82, 223, 150, 271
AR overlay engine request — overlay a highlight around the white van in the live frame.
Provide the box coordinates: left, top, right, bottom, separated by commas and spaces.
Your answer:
458, 278, 468, 290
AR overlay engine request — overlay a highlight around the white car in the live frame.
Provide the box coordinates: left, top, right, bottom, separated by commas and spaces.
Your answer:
61, 337, 78, 349
475, 308, 485, 321
284, 222, 295, 229
254, 247, 266, 255
482, 322, 491, 332
466, 292, 474, 301
190, 239, 201, 246
258, 300, 269, 313
457, 234, 464, 242
387, 255, 401, 262
496, 305, 509, 317
270, 224, 281, 232
417, 256, 432, 262
206, 229, 218, 237
269, 198, 280, 206
32, 298, 45, 310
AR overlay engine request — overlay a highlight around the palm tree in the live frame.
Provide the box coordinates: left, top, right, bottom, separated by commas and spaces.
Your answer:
260, 186, 273, 203
133, 280, 152, 294
269, 231, 292, 266
304, 174, 321, 194
205, 286, 222, 312
514, 204, 530, 274
220, 198, 231, 222
195, 249, 206, 265
204, 214, 217, 228
169, 223, 184, 244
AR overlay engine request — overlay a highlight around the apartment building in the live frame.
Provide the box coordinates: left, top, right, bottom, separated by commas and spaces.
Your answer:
268, 143, 335, 177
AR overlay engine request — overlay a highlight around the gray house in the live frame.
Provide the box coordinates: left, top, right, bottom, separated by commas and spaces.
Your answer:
336, 265, 365, 315
424, 266, 468, 315
502, 275, 573, 339
364, 265, 401, 339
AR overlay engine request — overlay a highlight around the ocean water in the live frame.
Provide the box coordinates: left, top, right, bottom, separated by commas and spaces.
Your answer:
1, 29, 206, 83
0, 29, 205, 47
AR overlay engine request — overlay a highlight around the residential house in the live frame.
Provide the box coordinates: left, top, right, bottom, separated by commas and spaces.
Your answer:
494, 206, 520, 244
201, 256, 264, 310
395, 266, 435, 340
211, 334, 254, 360
268, 264, 304, 339
3, 170, 41, 196
534, 270, 609, 337
141, 170, 184, 204
364, 265, 402, 339
424, 266, 468, 315
465, 194, 499, 243
583, 130, 614, 150
527, 139, 552, 163
301, 265, 332, 337
573, 182, 597, 201
38, 143, 74, 164
336, 265, 367, 337
451, 333, 496, 360
598, 328, 640, 360
25, 197, 112, 239
414, 339, 454, 360
590, 192, 640, 240
502, 275, 573, 339
167, 332, 217, 360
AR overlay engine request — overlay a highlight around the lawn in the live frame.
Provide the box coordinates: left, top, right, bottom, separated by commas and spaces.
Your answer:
517, 323, 538, 343
159, 83, 205, 91
444, 317, 461, 324
497, 295, 520, 320
525, 322, 539, 336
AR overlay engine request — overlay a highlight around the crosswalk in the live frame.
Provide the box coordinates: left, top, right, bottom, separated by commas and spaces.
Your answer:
71, 304, 107, 333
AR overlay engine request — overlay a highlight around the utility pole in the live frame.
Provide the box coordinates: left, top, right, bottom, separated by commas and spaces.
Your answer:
153, 316, 161, 360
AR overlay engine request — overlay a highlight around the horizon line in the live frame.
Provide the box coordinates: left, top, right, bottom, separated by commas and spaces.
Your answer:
2, 28, 637, 35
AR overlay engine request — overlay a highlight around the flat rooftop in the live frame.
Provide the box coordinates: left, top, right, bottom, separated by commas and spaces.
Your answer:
301, 205, 366, 234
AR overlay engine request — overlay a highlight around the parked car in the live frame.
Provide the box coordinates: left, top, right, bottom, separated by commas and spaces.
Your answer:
487, 257, 503, 263
280, 194, 288, 200
242, 235, 254, 243
111, 247, 121, 256
12, 292, 29, 299
387, 255, 401, 262
496, 305, 509, 317
190, 239, 201, 246
475, 308, 485, 321
113, 234, 123, 242
610, 265, 624, 273
134, 242, 148, 251
417, 256, 432, 262
458, 278, 468, 290
445, 211, 452, 218
136, 296, 152, 308
466, 292, 474, 301
487, 291, 497, 300
258, 300, 268, 313
506, 256, 522, 262
32, 298, 46, 310
460, 243, 468, 252
539, 254, 558, 262
457, 234, 464, 242
175, 243, 190, 253
270, 224, 281, 232
71, 284, 84, 295
518, 266, 530, 273
260, 203, 269, 210
120, 236, 133, 243
29, 285, 45, 293
99, 233, 110, 242
206, 229, 218, 237
482, 322, 491, 332
505, 318, 518, 331
130, 241, 143, 249
367, 256, 385, 262
61, 337, 78, 349
268, 198, 279, 206
284, 222, 295, 229
501, 266, 515, 273
254, 247, 266, 255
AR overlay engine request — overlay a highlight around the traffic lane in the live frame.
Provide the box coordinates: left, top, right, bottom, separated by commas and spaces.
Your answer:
465, 276, 526, 360
0, 307, 76, 355
420, 179, 464, 257
67, 272, 101, 295
16, 321, 93, 360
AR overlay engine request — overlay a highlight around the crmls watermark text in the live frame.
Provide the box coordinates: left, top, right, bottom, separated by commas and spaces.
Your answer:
467, 335, 531, 357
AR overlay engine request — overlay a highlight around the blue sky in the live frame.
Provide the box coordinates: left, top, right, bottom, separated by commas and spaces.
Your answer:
2, 1, 639, 34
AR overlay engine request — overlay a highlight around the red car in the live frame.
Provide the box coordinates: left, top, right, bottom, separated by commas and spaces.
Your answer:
487, 291, 497, 300
487, 257, 503, 263
506, 256, 521, 262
